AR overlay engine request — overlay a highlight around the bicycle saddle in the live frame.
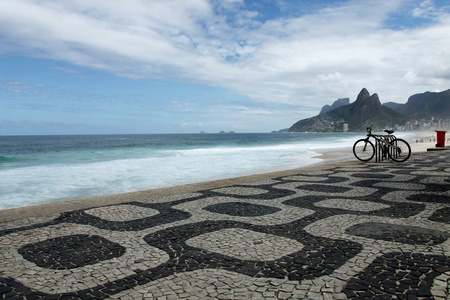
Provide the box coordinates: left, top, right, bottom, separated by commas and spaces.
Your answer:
384, 130, 394, 134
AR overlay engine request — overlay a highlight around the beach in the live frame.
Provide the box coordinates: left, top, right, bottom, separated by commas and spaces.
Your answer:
0, 152, 352, 224
1, 131, 440, 212
0, 133, 440, 223
1, 146, 449, 299
3, 0, 450, 297
0, 135, 449, 299
0, 132, 361, 211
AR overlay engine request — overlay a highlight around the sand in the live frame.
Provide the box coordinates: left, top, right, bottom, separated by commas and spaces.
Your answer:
312, 133, 438, 162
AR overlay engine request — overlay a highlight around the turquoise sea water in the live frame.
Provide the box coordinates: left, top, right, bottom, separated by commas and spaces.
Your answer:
0, 133, 360, 210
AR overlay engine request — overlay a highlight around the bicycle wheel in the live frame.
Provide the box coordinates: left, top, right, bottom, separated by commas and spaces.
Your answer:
388, 138, 411, 162
353, 139, 375, 161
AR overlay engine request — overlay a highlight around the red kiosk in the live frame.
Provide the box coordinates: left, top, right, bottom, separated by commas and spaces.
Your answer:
435, 130, 447, 147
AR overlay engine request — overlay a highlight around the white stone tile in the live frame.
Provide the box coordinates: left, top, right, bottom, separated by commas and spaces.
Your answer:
186, 228, 303, 261
314, 199, 390, 212
85, 204, 159, 221
173, 197, 314, 225
0, 223, 169, 294
211, 187, 268, 196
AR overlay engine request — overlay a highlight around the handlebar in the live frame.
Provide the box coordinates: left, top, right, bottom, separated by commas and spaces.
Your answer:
366, 125, 394, 135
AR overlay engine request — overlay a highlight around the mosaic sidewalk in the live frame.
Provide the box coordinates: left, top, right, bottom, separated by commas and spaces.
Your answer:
1, 151, 449, 299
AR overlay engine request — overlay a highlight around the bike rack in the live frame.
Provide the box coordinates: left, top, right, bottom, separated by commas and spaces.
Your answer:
373, 134, 396, 162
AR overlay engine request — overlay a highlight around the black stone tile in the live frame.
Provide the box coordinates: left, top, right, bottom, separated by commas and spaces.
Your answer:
345, 222, 449, 245
0, 277, 47, 299
18, 234, 125, 269
423, 184, 450, 192
203, 202, 281, 216
1, 151, 449, 299
407, 193, 450, 203
143, 220, 362, 282
204, 183, 296, 200
55, 203, 192, 231
343, 252, 450, 299
351, 173, 396, 179
295, 184, 352, 193
283, 195, 425, 219
320, 176, 350, 184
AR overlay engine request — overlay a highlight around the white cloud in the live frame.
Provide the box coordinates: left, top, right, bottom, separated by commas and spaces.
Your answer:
413, 0, 435, 18
0, 0, 449, 117
181, 122, 204, 129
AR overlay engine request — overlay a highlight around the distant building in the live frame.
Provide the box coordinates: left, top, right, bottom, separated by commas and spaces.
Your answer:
343, 123, 349, 132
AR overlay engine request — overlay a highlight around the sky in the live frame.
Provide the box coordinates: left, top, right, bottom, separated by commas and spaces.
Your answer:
1, 0, 449, 135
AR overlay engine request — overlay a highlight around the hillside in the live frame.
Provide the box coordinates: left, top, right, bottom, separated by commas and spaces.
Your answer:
384, 89, 450, 119
288, 88, 409, 132
319, 98, 349, 114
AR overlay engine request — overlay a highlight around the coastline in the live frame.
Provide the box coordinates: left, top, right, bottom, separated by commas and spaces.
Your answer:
0, 158, 358, 224
2, 145, 448, 299
0, 133, 441, 224
311, 133, 436, 162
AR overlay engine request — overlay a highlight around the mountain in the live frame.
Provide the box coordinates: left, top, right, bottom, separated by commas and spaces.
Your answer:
383, 102, 404, 111
288, 88, 409, 132
384, 89, 450, 119
319, 98, 350, 114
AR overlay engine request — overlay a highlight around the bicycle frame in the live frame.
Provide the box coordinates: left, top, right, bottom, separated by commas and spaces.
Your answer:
367, 132, 396, 161
354, 125, 411, 162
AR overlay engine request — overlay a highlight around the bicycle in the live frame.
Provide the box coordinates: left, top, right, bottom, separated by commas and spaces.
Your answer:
353, 125, 411, 162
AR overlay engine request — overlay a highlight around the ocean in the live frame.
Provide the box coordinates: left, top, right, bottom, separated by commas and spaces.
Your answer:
0, 133, 359, 210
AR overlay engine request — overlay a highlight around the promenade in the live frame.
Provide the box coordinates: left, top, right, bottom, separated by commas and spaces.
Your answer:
1, 150, 449, 299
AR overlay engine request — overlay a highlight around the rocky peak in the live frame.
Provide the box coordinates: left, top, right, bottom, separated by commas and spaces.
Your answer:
288, 87, 409, 132
350, 92, 383, 125
355, 88, 371, 103
319, 98, 350, 114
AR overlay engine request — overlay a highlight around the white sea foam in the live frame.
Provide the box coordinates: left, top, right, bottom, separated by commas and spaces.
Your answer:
0, 133, 359, 209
